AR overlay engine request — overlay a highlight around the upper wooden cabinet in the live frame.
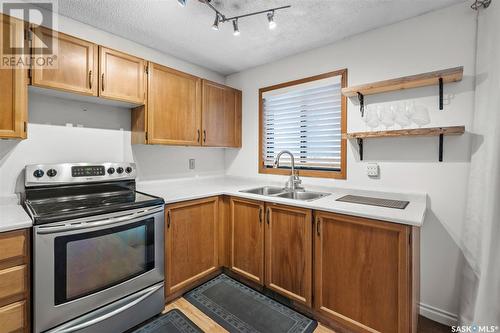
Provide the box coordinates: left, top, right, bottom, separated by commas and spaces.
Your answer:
146, 63, 201, 145
31, 28, 98, 96
165, 197, 219, 299
202, 80, 242, 147
0, 15, 27, 139
313, 211, 418, 333
99, 46, 146, 104
229, 197, 265, 285
265, 204, 312, 307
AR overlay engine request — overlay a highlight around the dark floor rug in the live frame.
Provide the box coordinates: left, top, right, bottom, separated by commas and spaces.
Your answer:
184, 274, 318, 333
131, 309, 203, 333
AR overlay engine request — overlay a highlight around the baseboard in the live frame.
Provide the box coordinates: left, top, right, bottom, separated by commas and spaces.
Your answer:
419, 302, 458, 327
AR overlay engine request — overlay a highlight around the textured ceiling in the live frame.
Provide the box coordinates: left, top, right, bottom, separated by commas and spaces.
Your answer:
47, 0, 465, 75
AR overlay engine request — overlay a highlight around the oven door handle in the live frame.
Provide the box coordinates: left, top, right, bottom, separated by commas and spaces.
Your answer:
36, 205, 164, 234
46, 282, 163, 333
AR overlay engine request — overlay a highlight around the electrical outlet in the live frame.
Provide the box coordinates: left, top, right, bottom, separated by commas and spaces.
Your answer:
366, 163, 379, 178
189, 159, 195, 170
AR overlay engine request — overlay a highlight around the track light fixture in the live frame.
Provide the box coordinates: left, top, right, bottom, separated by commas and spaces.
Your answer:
177, 0, 290, 36
267, 11, 276, 29
232, 19, 240, 36
212, 14, 220, 30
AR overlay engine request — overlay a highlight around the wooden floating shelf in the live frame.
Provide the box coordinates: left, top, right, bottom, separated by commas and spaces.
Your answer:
343, 126, 465, 139
341, 66, 463, 97
343, 126, 465, 162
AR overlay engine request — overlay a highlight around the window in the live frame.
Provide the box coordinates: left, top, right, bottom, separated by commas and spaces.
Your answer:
259, 69, 347, 179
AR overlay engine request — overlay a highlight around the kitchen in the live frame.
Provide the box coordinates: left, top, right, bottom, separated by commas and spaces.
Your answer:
0, 0, 498, 332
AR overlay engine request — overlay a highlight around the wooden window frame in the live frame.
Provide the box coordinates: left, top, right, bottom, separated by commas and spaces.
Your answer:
258, 69, 348, 180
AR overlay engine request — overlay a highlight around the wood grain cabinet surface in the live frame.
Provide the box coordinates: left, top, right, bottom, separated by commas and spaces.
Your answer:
31, 27, 98, 96
165, 197, 219, 298
229, 197, 265, 285
0, 229, 30, 333
146, 63, 202, 145
0, 15, 28, 140
265, 203, 313, 307
201, 80, 242, 147
99, 46, 146, 104
313, 211, 418, 333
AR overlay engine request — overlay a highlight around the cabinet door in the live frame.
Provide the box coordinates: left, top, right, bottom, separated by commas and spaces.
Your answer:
99, 46, 146, 104
229, 197, 264, 285
202, 80, 242, 147
147, 63, 201, 145
31, 27, 97, 96
314, 211, 411, 333
0, 15, 27, 139
165, 197, 218, 297
265, 204, 312, 306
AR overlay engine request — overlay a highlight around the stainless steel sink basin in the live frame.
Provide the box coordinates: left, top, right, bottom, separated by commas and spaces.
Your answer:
240, 186, 330, 202
240, 186, 285, 196
275, 191, 330, 201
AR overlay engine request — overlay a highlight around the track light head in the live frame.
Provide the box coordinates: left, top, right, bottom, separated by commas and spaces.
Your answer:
177, 0, 187, 7
267, 11, 276, 29
212, 14, 220, 30
233, 19, 240, 36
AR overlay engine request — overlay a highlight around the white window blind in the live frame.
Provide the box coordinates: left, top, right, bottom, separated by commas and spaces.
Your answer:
262, 75, 343, 171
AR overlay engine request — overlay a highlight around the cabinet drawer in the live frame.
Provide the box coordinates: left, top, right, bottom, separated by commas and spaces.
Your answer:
0, 265, 27, 303
0, 230, 27, 263
0, 301, 27, 333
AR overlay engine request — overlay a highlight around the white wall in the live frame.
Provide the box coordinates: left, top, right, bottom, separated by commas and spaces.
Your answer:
225, 3, 476, 324
0, 11, 227, 195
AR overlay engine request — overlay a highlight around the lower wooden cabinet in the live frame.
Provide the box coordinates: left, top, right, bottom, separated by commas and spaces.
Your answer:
165, 197, 219, 298
0, 229, 29, 333
314, 211, 418, 333
265, 204, 313, 307
229, 197, 265, 285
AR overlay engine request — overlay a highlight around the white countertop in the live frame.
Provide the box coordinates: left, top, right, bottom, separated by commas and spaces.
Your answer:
137, 176, 427, 227
0, 195, 32, 233
0, 176, 427, 232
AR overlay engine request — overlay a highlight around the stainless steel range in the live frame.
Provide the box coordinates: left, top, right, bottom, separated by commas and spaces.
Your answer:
23, 162, 165, 333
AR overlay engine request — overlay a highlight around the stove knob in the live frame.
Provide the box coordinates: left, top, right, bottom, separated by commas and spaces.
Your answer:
116, 167, 124, 174
125, 166, 133, 174
33, 169, 44, 178
107, 167, 115, 175
47, 169, 57, 177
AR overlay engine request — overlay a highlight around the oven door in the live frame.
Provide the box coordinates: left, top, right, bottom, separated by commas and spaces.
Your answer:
33, 205, 164, 333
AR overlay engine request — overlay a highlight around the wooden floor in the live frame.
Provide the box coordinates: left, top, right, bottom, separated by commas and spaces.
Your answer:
165, 297, 450, 333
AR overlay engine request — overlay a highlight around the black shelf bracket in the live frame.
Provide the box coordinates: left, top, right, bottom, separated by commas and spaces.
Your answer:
439, 134, 444, 162
357, 138, 364, 161
357, 92, 365, 117
439, 78, 444, 110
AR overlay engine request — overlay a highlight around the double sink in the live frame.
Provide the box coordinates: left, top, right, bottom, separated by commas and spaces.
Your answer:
240, 186, 330, 202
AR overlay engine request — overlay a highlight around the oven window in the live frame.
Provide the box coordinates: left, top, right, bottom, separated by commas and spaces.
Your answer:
54, 219, 155, 305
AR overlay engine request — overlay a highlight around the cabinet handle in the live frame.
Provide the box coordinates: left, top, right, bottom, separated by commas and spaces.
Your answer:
167, 210, 171, 229
316, 217, 321, 236
197, 129, 200, 143
259, 207, 263, 224
203, 130, 207, 143
101, 73, 105, 91
88, 70, 92, 89
266, 207, 271, 225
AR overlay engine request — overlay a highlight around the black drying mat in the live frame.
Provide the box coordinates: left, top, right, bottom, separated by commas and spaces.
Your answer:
336, 194, 409, 209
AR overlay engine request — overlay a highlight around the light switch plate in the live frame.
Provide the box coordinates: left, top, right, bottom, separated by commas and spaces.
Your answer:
189, 159, 195, 170
366, 163, 379, 177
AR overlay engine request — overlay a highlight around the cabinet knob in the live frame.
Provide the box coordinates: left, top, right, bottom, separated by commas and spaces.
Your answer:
316, 217, 321, 236
101, 73, 105, 91
203, 130, 207, 143
88, 70, 92, 89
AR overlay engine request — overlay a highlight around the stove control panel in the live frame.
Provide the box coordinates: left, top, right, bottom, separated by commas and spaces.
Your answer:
25, 162, 136, 186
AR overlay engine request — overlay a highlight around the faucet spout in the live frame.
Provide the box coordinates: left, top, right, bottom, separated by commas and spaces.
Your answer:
273, 150, 303, 191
